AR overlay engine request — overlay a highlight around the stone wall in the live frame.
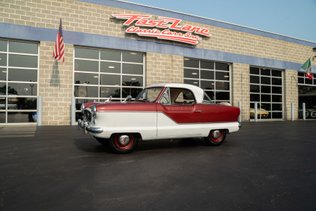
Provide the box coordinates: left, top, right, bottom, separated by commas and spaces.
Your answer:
146, 53, 183, 85
284, 70, 299, 120
39, 42, 73, 125
232, 63, 250, 121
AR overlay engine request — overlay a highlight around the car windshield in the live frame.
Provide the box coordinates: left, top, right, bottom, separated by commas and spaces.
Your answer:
135, 87, 163, 102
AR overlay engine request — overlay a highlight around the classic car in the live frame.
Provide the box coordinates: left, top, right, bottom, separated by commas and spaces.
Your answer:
249, 108, 269, 118
78, 83, 240, 153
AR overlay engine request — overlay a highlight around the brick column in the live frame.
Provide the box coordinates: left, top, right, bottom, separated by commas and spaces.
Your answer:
284, 70, 298, 120
232, 63, 250, 121
146, 53, 183, 86
39, 42, 74, 125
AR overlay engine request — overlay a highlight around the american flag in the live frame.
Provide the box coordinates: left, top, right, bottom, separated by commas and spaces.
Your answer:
53, 19, 65, 62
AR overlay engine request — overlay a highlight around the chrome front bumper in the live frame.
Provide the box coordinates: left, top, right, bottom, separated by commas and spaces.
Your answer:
77, 119, 103, 134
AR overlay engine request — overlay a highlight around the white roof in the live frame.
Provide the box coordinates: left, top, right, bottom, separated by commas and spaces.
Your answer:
147, 83, 205, 103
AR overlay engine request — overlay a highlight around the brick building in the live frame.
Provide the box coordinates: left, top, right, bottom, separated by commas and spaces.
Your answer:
0, 0, 315, 125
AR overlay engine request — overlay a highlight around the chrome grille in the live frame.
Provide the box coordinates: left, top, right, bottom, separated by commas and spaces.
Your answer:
83, 109, 92, 122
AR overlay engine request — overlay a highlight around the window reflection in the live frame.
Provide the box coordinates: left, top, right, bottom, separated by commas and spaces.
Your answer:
250, 67, 259, 74
216, 92, 230, 100
75, 60, 98, 72
74, 86, 98, 97
0, 53, 7, 66
122, 51, 143, 63
100, 74, 120, 86
261, 69, 270, 76
201, 80, 214, 90
0, 112, 5, 123
184, 79, 199, 86
261, 77, 271, 84
272, 78, 282, 85
101, 49, 121, 61
184, 68, 199, 79
8, 97, 37, 110
75, 73, 98, 85
250, 76, 259, 83
272, 87, 282, 94
0, 40, 6, 51
0, 82, 6, 95
74, 47, 145, 102
7, 83, 37, 96
75, 47, 99, 59
9, 54, 37, 68
201, 60, 214, 69
122, 88, 142, 98
100, 62, 120, 74
250, 66, 283, 120
0, 97, 5, 110
261, 86, 271, 93
8, 112, 37, 123
215, 62, 229, 71
8, 69, 37, 82
272, 70, 282, 77
250, 85, 259, 92
100, 87, 120, 98
216, 81, 229, 90
215, 72, 229, 81
184, 59, 231, 104
9, 41, 38, 54
201, 70, 214, 80
122, 63, 143, 75
272, 112, 282, 119
184, 58, 199, 68
122, 75, 143, 87
0, 39, 38, 124
0, 68, 6, 81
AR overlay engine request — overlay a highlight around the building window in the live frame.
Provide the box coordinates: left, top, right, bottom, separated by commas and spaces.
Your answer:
297, 72, 316, 119
184, 58, 231, 104
74, 46, 145, 120
249, 67, 283, 120
0, 39, 38, 124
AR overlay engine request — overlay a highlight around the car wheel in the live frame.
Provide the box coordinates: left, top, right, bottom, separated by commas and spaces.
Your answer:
109, 133, 138, 153
94, 137, 109, 146
205, 129, 226, 146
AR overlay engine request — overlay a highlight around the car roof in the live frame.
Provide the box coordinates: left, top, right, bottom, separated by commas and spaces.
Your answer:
147, 83, 205, 103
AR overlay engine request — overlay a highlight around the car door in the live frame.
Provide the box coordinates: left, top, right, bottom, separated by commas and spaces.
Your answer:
157, 87, 203, 138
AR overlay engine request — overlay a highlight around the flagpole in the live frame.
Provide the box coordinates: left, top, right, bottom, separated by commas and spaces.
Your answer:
313, 47, 316, 72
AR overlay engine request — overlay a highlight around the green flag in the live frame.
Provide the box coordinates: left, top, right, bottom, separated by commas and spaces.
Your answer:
300, 58, 311, 72
300, 58, 313, 80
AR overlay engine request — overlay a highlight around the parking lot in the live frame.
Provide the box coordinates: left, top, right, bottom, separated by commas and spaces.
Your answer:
0, 121, 316, 210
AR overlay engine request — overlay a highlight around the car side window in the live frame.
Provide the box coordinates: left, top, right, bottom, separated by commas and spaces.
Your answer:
160, 88, 171, 105
170, 88, 196, 105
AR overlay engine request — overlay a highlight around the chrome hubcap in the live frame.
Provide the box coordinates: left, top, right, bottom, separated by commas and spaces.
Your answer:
212, 130, 221, 139
119, 135, 130, 146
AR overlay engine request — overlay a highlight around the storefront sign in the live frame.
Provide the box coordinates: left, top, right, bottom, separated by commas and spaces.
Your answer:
112, 14, 210, 45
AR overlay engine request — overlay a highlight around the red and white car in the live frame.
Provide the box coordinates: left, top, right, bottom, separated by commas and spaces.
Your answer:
78, 83, 240, 153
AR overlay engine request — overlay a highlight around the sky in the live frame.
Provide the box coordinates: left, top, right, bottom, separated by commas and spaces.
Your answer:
124, 0, 316, 43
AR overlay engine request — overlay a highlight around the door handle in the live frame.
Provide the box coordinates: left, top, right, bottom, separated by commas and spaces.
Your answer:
194, 110, 202, 113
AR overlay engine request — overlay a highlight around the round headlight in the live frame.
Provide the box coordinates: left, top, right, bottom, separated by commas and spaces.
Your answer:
81, 103, 85, 111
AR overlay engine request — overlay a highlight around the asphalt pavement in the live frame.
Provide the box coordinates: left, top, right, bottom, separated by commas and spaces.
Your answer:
0, 121, 315, 210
